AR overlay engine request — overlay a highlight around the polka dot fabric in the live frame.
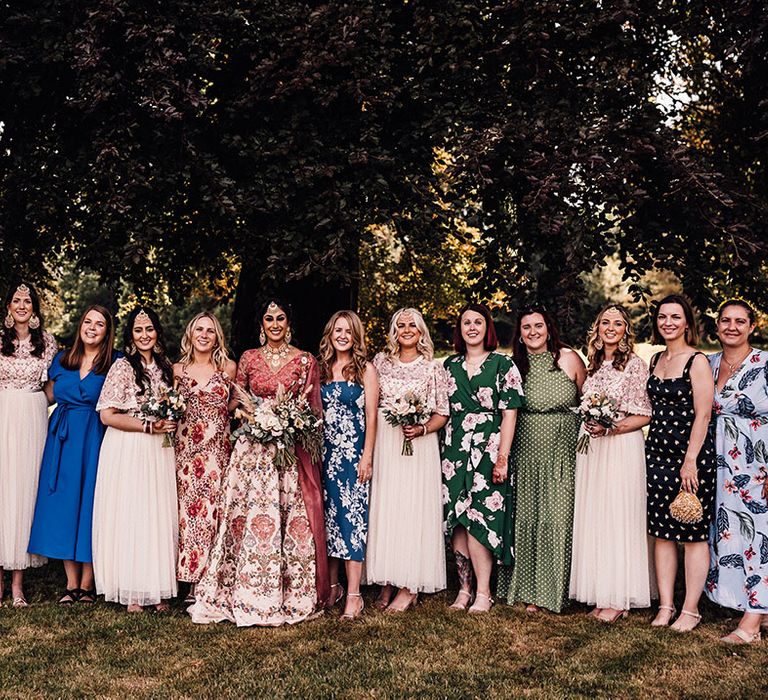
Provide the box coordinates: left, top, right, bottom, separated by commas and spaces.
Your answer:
646, 352, 715, 541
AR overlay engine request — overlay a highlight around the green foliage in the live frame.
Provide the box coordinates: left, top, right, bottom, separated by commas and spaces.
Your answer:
1, 2, 766, 345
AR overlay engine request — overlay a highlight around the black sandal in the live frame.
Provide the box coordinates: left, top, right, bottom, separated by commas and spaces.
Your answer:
78, 588, 97, 605
58, 588, 81, 605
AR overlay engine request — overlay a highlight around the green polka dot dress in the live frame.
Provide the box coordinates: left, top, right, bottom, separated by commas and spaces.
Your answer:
496, 352, 579, 612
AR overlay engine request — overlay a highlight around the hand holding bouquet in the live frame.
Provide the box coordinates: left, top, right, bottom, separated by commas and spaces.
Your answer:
571, 392, 619, 454
231, 383, 323, 468
141, 385, 187, 447
382, 390, 429, 456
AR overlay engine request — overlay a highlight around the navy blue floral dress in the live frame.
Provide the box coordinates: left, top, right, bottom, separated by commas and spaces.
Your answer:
321, 381, 368, 562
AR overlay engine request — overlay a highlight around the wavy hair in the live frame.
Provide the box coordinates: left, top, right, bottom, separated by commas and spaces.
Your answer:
385, 308, 435, 360
512, 305, 566, 381
318, 310, 368, 384
1, 280, 46, 358
122, 307, 174, 395
60, 305, 116, 375
586, 303, 636, 376
178, 312, 231, 370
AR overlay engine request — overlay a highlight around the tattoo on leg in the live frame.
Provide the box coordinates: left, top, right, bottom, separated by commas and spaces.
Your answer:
455, 551, 475, 591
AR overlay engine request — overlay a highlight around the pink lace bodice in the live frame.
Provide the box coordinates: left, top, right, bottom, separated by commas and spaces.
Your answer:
582, 354, 651, 418
373, 352, 450, 416
0, 331, 57, 392
96, 358, 171, 417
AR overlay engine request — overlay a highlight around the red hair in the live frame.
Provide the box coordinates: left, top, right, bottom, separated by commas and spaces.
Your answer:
453, 303, 498, 354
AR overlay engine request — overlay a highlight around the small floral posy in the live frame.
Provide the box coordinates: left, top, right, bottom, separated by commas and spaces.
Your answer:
571, 391, 619, 454
382, 389, 429, 456
230, 382, 323, 468
141, 385, 187, 447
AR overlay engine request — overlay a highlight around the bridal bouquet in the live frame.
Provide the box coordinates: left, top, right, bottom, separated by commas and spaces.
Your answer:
383, 390, 430, 456
571, 392, 619, 454
141, 386, 187, 447
231, 383, 323, 468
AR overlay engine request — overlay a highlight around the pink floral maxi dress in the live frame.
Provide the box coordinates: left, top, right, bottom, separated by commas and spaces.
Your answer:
569, 355, 655, 610
0, 332, 56, 569
175, 369, 232, 584
189, 350, 329, 626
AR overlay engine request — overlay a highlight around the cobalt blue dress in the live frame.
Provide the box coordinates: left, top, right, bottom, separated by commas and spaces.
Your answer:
28, 350, 116, 563
321, 381, 368, 561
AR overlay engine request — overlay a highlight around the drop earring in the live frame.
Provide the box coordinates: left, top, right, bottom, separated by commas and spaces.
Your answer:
286, 328, 292, 344
28, 314, 40, 330
594, 336, 604, 350
4, 312, 14, 329
618, 337, 629, 353
259, 328, 266, 345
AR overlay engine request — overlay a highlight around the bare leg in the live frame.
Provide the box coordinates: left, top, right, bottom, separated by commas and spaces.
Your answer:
328, 557, 344, 604
63, 560, 81, 591
11, 569, 25, 601
450, 527, 475, 609
387, 586, 418, 611
374, 584, 395, 610
671, 542, 708, 632
341, 560, 364, 618
467, 533, 493, 612
80, 563, 95, 591
652, 539, 678, 626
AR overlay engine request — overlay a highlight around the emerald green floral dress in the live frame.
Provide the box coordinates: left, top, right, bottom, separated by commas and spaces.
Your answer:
441, 352, 525, 562
496, 352, 579, 612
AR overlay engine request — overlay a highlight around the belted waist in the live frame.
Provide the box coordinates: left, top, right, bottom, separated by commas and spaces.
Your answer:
48, 404, 96, 493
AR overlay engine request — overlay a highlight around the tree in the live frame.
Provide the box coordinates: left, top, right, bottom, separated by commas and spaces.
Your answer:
2, 1, 766, 350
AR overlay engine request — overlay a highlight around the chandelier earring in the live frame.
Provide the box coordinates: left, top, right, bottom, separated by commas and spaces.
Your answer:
129, 341, 138, 355
618, 337, 629, 353
594, 336, 604, 350
155, 339, 164, 355
259, 328, 266, 346
286, 328, 292, 344
28, 314, 40, 330
4, 312, 14, 329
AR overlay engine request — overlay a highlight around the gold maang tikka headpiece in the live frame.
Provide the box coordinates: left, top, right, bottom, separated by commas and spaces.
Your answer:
15, 283, 30, 296
267, 301, 279, 312
136, 308, 151, 323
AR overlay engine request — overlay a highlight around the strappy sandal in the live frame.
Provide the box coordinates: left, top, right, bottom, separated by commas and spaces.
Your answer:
58, 588, 81, 605
329, 582, 345, 607
598, 609, 627, 623
340, 592, 364, 621
721, 628, 761, 645
449, 589, 474, 611
78, 588, 97, 605
154, 601, 171, 613
12, 596, 29, 608
651, 604, 676, 627
385, 592, 418, 613
468, 592, 494, 614
671, 609, 702, 633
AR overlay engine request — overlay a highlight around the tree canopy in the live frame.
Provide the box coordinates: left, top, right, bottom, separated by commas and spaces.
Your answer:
1, 1, 765, 349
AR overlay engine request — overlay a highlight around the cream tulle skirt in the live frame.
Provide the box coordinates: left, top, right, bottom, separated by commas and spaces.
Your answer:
569, 427, 655, 610
93, 428, 178, 605
0, 390, 48, 569
365, 413, 446, 593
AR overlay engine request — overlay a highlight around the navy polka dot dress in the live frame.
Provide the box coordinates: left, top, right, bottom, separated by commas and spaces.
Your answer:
646, 352, 715, 541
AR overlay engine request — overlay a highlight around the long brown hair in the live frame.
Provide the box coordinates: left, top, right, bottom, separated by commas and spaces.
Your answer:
318, 310, 368, 384
60, 305, 116, 375
1, 280, 47, 358
586, 304, 636, 376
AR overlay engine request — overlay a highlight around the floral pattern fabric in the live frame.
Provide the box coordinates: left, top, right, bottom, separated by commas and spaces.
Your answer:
0, 332, 57, 391
175, 370, 232, 583
706, 349, 768, 612
441, 352, 524, 563
321, 381, 368, 561
189, 351, 327, 626
96, 357, 167, 415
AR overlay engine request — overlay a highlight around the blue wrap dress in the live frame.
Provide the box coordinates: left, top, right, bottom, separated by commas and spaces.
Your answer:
28, 350, 116, 562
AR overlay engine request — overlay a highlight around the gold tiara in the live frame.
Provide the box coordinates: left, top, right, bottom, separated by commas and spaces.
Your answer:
268, 301, 279, 311
136, 308, 151, 323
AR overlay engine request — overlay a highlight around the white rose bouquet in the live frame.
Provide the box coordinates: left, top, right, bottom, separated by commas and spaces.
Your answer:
382, 390, 429, 456
231, 383, 323, 468
141, 385, 187, 447
571, 392, 619, 454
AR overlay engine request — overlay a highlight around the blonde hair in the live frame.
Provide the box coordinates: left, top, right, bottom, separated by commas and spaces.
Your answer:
586, 303, 636, 376
386, 308, 435, 361
318, 310, 368, 384
179, 312, 231, 370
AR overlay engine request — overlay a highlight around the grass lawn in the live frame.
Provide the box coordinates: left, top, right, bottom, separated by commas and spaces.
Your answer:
0, 563, 764, 699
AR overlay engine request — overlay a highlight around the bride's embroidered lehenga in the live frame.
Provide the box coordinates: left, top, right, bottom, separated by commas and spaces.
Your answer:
188, 349, 330, 626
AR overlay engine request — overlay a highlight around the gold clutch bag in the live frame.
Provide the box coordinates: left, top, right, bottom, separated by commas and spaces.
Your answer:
670, 490, 704, 524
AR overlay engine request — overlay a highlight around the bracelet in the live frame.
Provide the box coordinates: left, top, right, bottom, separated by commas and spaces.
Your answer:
142, 420, 149, 434
149, 421, 154, 435
422, 425, 428, 436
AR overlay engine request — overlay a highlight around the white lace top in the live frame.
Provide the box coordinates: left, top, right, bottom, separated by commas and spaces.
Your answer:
96, 357, 170, 417
582, 354, 652, 418
0, 331, 57, 392
373, 353, 450, 416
